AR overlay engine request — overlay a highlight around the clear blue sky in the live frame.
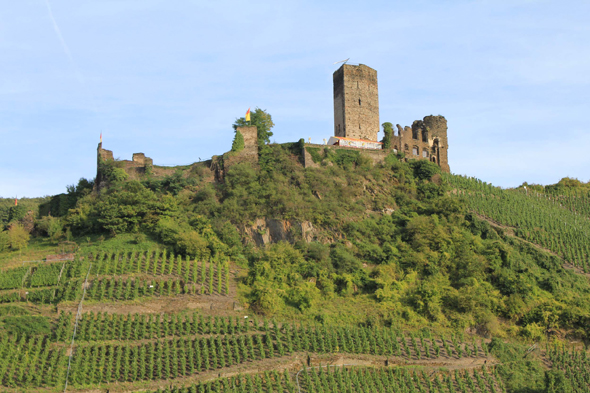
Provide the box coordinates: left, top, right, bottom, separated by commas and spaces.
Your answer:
1, 0, 589, 197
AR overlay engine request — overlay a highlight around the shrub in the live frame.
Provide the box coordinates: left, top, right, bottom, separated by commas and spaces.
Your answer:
409, 159, 441, 181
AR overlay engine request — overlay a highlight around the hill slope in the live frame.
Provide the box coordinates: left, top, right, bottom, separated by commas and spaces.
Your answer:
0, 145, 588, 392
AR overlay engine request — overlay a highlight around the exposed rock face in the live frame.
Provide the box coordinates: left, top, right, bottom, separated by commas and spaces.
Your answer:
240, 218, 316, 246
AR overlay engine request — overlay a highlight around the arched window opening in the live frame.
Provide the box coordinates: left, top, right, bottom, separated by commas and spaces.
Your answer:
404, 144, 409, 151
431, 157, 436, 163
412, 146, 419, 155
422, 149, 428, 158
422, 130, 428, 143
412, 128, 419, 140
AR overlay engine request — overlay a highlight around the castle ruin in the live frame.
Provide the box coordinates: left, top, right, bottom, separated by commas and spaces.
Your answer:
326, 63, 450, 173
96, 63, 450, 185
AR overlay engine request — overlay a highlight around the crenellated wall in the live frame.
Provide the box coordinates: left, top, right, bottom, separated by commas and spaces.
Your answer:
96, 143, 176, 190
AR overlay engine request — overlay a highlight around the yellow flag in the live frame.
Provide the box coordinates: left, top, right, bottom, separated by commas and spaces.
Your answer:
245, 108, 251, 122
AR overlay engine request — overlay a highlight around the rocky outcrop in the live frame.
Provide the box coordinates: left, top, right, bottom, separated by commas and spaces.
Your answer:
240, 219, 316, 246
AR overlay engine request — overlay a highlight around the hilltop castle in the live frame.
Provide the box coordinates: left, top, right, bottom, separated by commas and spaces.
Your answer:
326, 63, 450, 172
96, 63, 450, 188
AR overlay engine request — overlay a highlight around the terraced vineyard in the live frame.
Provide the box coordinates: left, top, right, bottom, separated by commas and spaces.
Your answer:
444, 174, 590, 272
547, 344, 590, 392
0, 248, 504, 392
0, 250, 230, 306
129, 365, 506, 393
0, 309, 494, 389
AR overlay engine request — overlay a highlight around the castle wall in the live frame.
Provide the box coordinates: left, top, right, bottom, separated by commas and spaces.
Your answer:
96, 143, 159, 189
393, 115, 450, 173
304, 115, 449, 173
214, 126, 259, 181
225, 126, 258, 166
333, 64, 379, 141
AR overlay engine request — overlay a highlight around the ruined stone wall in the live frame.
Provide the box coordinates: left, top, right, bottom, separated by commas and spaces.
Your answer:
304, 115, 449, 172
96, 143, 158, 189
96, 143, 113, 190
213, 126, 259, 181
333, 64, 379, 141
424, 115, 450, 173
393, 115, 450, 173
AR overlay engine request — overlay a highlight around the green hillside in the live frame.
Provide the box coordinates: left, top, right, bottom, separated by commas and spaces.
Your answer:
0, 144, 588, 392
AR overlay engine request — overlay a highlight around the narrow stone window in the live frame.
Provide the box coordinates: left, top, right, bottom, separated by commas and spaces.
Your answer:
359, 98, 361, 106
412, 146, 418, 155
422, 149, 428, 158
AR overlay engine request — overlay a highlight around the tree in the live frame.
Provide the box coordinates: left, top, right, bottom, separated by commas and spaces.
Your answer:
231, 130, 245, 152
233, 108, 274, 149
36, 216, 64, 243
382, 122, 393, 150
0, 231, 9, 252
8, 223, 30, 250
8, 204, 26, 223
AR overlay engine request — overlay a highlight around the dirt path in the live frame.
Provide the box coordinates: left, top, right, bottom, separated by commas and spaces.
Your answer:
58, 293, 244, 316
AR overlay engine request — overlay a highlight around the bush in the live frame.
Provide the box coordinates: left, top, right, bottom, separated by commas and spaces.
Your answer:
410, 159, 441, 181
330, 244, 361, 273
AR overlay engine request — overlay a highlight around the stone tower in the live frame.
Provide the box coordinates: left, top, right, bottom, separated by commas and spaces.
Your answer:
333, 64, 379, 141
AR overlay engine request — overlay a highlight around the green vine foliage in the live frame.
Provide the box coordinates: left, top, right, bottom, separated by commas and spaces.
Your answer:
382, 122, 394, 150
231, 130, 245, 153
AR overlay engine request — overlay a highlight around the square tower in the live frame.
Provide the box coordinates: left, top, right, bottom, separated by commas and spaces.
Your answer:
333, 64, 380, 141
